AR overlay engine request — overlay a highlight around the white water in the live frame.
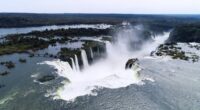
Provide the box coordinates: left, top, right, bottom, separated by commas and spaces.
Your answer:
138, 32, 170, 57
41, 26, 170, 101
75, 55, 80, 72
81, 49, 89, 68
70, 58, 76, 71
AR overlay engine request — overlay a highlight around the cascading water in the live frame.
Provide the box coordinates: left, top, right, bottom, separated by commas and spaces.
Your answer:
90, 47, 94, 59
70, 58, 76, 71
41, 25, 170, 101
81, 49, 89, 68
75, 54, 80, 71
97, 47, 100, 55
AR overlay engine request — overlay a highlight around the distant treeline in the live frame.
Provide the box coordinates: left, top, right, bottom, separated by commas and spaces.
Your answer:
6, 28, 112, 38
0, 13, 200, 28
168, 24, 200, 43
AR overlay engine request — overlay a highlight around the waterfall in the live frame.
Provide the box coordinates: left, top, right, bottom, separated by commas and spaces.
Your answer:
90, 47, 94, 59
70, 57, 76, 71
95, 47, 100, 57
81, 49, 89, 68
75, 54, 80, 71
105, 41, 113, 56
42, 25, 169, 101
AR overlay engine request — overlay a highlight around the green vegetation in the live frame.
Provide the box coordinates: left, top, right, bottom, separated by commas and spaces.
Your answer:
25, 28, 111, 37
0, 28, 111, 56
58, 40, 106, 67
101, 36, 112, 42
0, 13, 200, 29
155, 43, 189, 60
0, 36, 49, 55
154, 43, 199, 62
0, 44, 31, 55
59, 48, 80, 58
83, 40, 105, 49
168, 24, 200, 43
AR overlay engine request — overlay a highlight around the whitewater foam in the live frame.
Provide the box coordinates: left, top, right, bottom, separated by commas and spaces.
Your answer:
40, 27, 170, 101
43, 58, 142, 101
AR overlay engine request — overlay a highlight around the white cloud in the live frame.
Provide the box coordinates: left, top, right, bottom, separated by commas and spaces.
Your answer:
0, 0, 200, 14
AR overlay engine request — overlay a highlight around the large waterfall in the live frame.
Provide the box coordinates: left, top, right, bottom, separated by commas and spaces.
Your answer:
81, 49, 89, 68
75, 54, 80, 71
41, 26, 170, 101
70, 58, 76, 71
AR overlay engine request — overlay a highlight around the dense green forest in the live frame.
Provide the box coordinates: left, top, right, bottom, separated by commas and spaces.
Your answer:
0, 13, 200, 28
168, 24, 200, 43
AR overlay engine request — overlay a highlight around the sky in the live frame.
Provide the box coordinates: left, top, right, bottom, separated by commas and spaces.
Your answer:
0, 0, 200, 14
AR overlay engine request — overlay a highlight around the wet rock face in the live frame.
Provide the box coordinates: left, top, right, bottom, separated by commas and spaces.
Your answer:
19, 58, 27, 63
37, 75, 56, 83
0, 84, 5, 89
0, 61, 15, 69
0, 71, 10, 76
125, 58, 139, 69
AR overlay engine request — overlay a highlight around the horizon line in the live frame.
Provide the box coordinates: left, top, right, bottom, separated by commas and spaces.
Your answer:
0, 12, 200, 15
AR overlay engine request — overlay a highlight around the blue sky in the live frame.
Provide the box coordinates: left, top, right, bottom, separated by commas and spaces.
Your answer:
0, 0, 200, 14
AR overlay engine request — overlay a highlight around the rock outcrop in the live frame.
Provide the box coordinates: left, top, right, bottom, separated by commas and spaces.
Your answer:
125, 58, 139, 69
